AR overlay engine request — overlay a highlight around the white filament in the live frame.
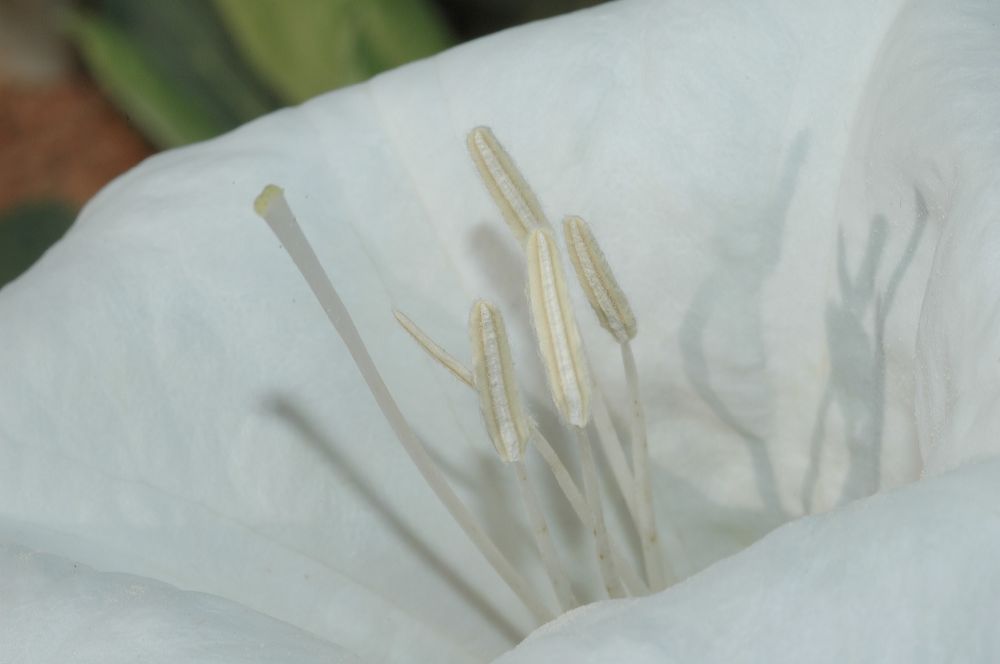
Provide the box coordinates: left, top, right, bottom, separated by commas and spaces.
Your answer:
575, 426, 625, 599
622, 340, 668, 590
514, 458, 578, 611
394, 309, 474, 388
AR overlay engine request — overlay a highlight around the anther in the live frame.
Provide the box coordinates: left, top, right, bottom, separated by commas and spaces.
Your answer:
467, 127, 548, 245
563, 216, 636, 343
468, 302, 578, 610
526, 228, 590, 427
469, 300, 532, 463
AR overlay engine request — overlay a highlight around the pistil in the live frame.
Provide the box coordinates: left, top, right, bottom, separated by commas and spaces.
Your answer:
254, 185, 554, 626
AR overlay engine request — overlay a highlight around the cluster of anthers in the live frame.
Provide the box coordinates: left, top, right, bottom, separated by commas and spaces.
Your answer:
253, 127, 682, 628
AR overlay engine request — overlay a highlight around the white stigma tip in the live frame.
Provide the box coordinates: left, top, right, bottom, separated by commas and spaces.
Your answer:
394, 310, 475, 388
563, 216, 636, 343
469, 300, 532, 463
254, 184, 284, 217
526, 228, 591, 427
467, 126, 548, 245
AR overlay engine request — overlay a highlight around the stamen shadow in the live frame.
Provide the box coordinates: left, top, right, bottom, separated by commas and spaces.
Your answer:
390, 426, 538, 571
468, 224, 531, 333
678, 131, 810, 521
264, 395, 523, 643
801, 187, 928, 512
651, 463, 787, 568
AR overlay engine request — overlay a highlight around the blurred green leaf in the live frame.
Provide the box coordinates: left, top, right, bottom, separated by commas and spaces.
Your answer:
95, 0, 280, 129
68, 13, 227, 148
0, 201, 76, 287
213, 0, 453, 104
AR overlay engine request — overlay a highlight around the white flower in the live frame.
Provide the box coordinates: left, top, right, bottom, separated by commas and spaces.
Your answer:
3, 0, 1000, 662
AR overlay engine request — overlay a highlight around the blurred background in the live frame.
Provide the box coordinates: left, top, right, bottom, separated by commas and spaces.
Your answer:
0, 0, 605, 286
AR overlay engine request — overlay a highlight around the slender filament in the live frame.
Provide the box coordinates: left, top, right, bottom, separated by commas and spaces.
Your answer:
514, 458, 578, 611
622, 339, 667, 589
394, 309, 474, 388
574, 426, 625, 599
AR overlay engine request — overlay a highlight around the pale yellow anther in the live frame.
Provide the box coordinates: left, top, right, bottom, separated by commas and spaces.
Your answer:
526, 228, 590, 427
467, 126, 548, 245
469, 300, 532, 463
563, 216, 636, 343
393, 310, 475, 388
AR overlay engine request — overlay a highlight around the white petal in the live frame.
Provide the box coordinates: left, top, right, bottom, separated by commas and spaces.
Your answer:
496, 459, 1000, 663
0, 539, 363, 663
0, 0, 998, 660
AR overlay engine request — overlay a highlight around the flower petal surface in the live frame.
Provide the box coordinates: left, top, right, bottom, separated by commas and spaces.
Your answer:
1, 0, 999, 661
0, 540, 364, 663
496, 459, 1000, 663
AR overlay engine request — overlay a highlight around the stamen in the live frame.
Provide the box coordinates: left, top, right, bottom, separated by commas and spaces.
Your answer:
470, 301, 577, 609
394, 309, 474, 388
253, 185, 554, 626
557, 219, 636, 516
467, 127, 548, 245
560, 216, 667, 589
526, 228, 590, 427
525, 230, 626, 598
469, 301, 532, 463
464, 136, 648, 595
397, 307, 649, 595
563, 216, 636, 343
